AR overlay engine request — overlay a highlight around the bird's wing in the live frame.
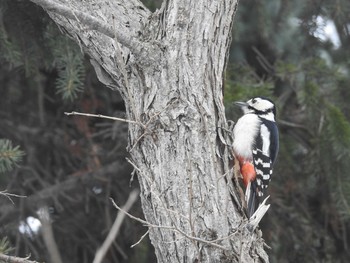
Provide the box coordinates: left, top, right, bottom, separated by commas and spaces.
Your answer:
252, 147, 273, 197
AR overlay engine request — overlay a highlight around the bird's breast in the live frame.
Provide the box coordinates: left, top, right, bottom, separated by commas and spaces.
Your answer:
233, 114, 261, 160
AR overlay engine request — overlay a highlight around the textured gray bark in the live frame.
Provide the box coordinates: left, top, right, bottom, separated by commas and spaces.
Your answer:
30, 0, 269, 262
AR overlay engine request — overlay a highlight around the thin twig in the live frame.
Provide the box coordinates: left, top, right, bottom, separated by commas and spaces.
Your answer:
125, 157, 153, 186
129, 99, 179, 152
252, 46, 274, 73
125, 157, 141, 172
110, 197, 148, 225
144, 98, 179, 127
110, 198, 228, 250
129, 132, 147, 152
93, 190, 139, 263
64, 111, 142, 126
0, 190, 27, 205
130, 230, 149, 248
209, 230, 238, 243
278, 119, 308, 130
171, 226, 227, 250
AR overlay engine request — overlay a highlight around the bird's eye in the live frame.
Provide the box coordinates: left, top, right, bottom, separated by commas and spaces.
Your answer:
252, 98, 257, 104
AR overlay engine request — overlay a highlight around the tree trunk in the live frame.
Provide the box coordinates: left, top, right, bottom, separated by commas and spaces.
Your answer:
29, 0, 269, 262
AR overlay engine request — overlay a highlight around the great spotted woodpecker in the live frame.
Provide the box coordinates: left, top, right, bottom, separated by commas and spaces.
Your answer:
233, 97, 279, 217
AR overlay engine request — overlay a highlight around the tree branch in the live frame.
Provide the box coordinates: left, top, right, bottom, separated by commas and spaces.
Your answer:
30, 0, 115, 37
0, 253, 39, 263
0, 190, 26, 205
29, 0, 156, 59
0, 162, 130, 226
38, 207, 63, 263
64, 111, 142, 126
93, 190, 139, 263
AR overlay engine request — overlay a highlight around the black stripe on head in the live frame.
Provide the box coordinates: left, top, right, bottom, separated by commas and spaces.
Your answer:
258, 97, 276, 117
248, 97, 276, 117
248, 106, 275, 116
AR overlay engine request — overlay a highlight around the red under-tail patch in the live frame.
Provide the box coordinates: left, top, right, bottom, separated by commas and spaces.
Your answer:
240, 162, 256, 187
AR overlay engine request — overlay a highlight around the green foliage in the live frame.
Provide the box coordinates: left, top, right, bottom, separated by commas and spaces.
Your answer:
55, 56, 85, 101
54, 45, 85, 101
0, 0, 85, 101
0, 237, 12, 254
323, 104, 350, 220
44, 24, 85, 101
0, 25, 22, 68
0, 3, 25, 68
224, 64, 274, 102
333, 176, 350, 221
0, 139, 24, 173
224, 63, 275, 120
274, 60, 300, 81
326, 104, 350, 160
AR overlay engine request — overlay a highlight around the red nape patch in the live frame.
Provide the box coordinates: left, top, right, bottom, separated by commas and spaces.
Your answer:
240, 162, 256, 187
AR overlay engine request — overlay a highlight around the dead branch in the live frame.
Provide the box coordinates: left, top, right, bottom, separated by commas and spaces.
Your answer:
0, 253, 39, 263
38, 207, 63, 263
0, 190, 26, 205
110, 198, 230, 251
93, 190, 139, 263
64, 111, 142, 126
130, 230, 149, 248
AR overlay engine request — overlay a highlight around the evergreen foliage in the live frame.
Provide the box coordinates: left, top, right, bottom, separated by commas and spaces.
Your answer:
0, 140, 24, 173
44, 24, 85, 101
0, 237, 12, 254
0, 0, 85, 101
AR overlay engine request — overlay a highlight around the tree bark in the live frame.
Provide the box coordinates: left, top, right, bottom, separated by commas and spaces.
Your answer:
29, 0, 269, 262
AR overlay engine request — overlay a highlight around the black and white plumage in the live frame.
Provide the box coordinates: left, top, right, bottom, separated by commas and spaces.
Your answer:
233, 97, 279, 217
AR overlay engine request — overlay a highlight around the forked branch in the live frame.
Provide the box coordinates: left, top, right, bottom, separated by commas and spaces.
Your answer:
29, 0, 152, 58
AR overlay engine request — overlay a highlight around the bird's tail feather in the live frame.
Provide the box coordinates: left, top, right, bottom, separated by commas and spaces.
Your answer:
245, 181, 258, 218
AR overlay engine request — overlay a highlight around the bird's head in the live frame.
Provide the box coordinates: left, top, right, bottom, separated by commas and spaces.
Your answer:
234, 97, 276, 121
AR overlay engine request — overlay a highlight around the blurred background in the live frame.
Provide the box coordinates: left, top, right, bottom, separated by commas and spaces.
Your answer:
1, 0, 350, 262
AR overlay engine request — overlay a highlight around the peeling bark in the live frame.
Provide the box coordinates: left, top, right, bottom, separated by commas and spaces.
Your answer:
29, 0, 269, 262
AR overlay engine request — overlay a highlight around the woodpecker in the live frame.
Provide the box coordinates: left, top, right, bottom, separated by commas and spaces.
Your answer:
232, 97, 279, 217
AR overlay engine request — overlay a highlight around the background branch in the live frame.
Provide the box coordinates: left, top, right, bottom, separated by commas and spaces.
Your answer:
0, 162, 130, 225
93, 190, 139, 263
0, 253, 39, 263
38, 207, 63, 263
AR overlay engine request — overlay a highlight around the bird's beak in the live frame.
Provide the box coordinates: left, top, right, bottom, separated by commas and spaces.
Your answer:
234, 101, 248, 108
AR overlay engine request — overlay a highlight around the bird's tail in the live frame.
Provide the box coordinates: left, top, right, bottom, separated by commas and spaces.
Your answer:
245, 181, 258, 218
